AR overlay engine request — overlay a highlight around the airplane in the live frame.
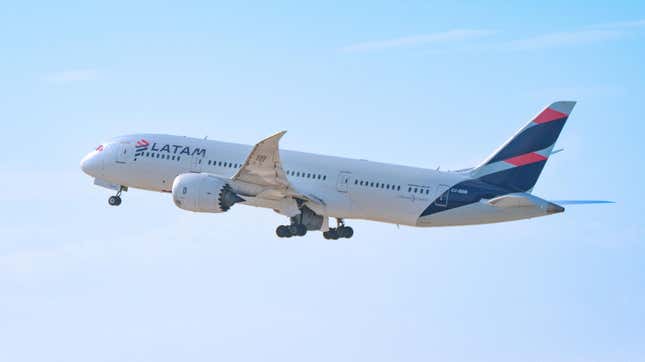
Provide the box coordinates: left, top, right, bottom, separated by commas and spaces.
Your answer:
80, 101, 610, 239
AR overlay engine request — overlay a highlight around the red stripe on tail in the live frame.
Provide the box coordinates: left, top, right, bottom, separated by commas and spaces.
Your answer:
505, 152, 547, 166
533, 108, 567, 124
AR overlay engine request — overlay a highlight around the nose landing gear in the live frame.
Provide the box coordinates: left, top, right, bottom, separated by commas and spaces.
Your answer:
108, 186, 127, 206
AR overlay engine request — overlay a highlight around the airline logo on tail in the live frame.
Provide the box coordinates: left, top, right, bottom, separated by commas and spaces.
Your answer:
421, 101, 575, 218
470, 101, 575, 191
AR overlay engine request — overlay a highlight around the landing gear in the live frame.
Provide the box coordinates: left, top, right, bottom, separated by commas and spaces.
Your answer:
290, 224, 307, 236
338, 225, 354, 238
276, 225, 291, 238
322, 228, 339, 240
108, 186, 126, 206
323, 219, 353, 240
275, 223, 307, 238
108, 195, 122, 206
274, 204, 353, 239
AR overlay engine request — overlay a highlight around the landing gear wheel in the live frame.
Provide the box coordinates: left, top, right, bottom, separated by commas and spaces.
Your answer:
338, 226, 353, 239
276, 225, 291, 238
108, 195, 122, 206
323, 228, 339, 240
108, 186, 126, 206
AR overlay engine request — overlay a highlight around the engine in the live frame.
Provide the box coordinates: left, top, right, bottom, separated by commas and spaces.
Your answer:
172, 173, 244, 213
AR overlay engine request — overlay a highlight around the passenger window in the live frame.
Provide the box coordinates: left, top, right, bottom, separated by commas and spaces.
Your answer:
360, 181, 364, 186
323, 175, 326, 180
354, 180, 358, 185
370, 182, 374, 187
397, 186, 400, 191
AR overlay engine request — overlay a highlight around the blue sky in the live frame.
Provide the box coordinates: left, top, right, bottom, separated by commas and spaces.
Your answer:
1, 1, 644, 361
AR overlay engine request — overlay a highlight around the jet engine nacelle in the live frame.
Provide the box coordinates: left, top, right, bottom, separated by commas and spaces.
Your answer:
172, 173, 244, 213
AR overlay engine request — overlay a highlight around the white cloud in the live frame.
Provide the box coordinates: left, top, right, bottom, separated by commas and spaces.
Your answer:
340, 18, 645, 54
44, 68, 99, 83
593, 19, 645, 29
506, 29, 623, 50
496, 18, 645, 51
340, 29, 496, 52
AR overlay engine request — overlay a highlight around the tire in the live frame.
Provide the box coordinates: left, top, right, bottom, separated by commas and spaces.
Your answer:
340, 226, 353, 239
276, 225, 290, 238
108, 196, 120, 206
324, 228, 339, 240
296, 224, 307, 236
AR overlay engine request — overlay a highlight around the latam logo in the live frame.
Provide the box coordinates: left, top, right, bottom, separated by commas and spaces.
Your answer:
134, 139, 150, 156
134, 139, 206, 157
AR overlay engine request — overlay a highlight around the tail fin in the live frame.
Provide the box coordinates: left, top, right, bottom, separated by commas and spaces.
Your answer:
470, 101, 576, 192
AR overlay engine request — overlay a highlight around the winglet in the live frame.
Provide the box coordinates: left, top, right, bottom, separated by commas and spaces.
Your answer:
260, 130, 287, 143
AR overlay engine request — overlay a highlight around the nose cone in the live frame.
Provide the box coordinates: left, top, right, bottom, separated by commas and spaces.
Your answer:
80, 152, 103, 177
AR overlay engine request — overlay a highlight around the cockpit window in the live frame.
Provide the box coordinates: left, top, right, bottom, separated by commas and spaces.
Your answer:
96, 145, 104, 152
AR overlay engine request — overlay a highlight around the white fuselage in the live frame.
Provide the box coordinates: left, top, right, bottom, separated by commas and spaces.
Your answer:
81, 133, 558, 228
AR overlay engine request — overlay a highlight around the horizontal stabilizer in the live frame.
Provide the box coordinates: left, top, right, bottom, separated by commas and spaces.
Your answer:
550, 200, 614, 205
488, 193, 564, 214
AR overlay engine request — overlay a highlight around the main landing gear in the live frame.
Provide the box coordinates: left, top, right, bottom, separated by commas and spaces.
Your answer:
322, 219, 353, 240
108, 186, 126, 206
274, 204, 354, 239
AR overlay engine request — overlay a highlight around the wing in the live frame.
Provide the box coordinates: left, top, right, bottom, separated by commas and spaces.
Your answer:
232, 131, 325, 214
233, 131, 290, 190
